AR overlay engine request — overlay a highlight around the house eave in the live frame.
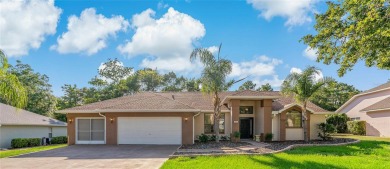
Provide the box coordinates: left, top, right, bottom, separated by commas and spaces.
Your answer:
57, 109, 201, 114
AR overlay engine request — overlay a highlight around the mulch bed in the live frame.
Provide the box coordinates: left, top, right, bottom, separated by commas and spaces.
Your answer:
251, 138, 356, 153
174, 138, 357, 156
180, 141, 251, 149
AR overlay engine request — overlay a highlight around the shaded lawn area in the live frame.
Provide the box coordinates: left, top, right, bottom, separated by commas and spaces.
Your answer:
162, 135, 390, 169
0, 144, 67, 158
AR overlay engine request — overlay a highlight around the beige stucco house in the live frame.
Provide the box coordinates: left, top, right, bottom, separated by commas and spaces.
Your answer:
336, 82, 390, 137
0, 103, 67, 148
58, 90, 331, 145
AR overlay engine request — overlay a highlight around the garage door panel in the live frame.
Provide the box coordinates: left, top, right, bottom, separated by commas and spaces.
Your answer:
118, 117, 182, 145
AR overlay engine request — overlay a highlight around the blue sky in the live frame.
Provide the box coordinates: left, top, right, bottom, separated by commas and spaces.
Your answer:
1, 0, 389, 96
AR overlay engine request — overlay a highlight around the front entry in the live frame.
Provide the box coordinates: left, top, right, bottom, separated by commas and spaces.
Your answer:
239, 117, 253, 139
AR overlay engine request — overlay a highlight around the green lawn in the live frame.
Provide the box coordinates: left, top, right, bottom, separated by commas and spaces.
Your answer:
0, 144, 67, 158
162, 135, 390, 169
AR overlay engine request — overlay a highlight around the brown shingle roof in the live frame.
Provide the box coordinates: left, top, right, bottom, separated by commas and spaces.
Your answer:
362, 81, 390, 94
361, 96, 390, 112
0, 103, 67, 126
59, 91, 327, 113
272, 97, 329, 113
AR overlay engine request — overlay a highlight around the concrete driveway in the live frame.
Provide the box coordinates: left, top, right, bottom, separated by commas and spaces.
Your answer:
0, 145, 179, 169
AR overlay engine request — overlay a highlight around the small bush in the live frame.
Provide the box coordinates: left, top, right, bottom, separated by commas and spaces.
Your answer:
198, 134, 209, 143
347, 120, 366, 135
265, 133, 273, 141
233, 131, 240, 138
318, 123, 336, 140
28, 138, 41, 147
326, 113, 348, 133
11, 138, 29, 148
209, 135, 218, 141
51, 136, 68, 144
220, 135, 230, 141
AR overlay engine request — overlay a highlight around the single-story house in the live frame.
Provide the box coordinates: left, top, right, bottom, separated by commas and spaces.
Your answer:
336, 82, 390, 137
58, 90, 332, 145
0, 103, 67, 148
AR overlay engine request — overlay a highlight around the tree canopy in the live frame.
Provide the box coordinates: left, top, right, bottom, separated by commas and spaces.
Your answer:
302, 0, 390, 76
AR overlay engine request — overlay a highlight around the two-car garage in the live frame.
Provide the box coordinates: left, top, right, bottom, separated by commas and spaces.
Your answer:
117, 117, 182, 145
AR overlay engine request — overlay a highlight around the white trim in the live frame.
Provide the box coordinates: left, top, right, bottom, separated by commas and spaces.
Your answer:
57, 109, 200, 114
75, 117, 105, 144
336, 87, 390, 113
0, 124, 67, 127
362, 107, 390, 112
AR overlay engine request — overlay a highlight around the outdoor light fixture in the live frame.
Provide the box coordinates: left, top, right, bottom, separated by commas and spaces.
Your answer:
68, 119, 73, 124
184, 117, 188, 121
110, 118, 114, 123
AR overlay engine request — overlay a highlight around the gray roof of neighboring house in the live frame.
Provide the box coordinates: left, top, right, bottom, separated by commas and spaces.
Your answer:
361, 96, 390, 112
58, 90, 328, 113
0, 103, 67, 126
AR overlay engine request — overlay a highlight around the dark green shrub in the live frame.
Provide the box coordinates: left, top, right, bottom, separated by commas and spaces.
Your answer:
51, 136, 68, 144
326, 113, 348, 133
220, 135, 230, 141
11, 138, 29, 148
28, 138, 41, 147
265, 133, 273, 141
209, 135, 217, 141
347, 120, 366, 135
233, 131, 240, 138
318, 123, 336, 140
198, 134, 209, 143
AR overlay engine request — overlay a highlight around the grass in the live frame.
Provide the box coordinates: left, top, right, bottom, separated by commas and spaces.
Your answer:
0, 144, 67, 158
162, 135, 390, 169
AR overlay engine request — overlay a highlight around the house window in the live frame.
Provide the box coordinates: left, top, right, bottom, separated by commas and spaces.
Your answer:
48, 127, 53, 138
204, 113, 225, 134
240, 106, 253, 114
286, 110, 302, 128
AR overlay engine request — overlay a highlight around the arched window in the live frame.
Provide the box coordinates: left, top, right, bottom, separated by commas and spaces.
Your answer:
286, 110, 302, 128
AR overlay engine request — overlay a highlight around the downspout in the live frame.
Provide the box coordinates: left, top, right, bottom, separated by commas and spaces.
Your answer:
192, 111, 201, 144
98, 112, 106, 144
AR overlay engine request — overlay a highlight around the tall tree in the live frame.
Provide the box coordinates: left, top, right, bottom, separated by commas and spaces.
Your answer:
0, 50, 27, 108
257, 83, 273, 91
185, 78, 201, 92
137, 68, 163, 91
281, 66, 330, 142
98, 58, 133, 84
162, 72, 186, 92
190, 44, 243, 142
238, 81, 256, 91
310, 79, 360, 111
8, 61, 57, 117
302, 0, 389, 76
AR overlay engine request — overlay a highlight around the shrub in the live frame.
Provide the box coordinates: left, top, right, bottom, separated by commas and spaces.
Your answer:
326, 113, 348, 133
198, 134, 209, 143
347, 120, 366, 135
209, 135, 217, 141
51, 136, 68, 144
11, 138, 29, 148
220, 135, 230, 141
265, 133, 273, 141
28, 138, 41, 147
318, 123, 336, 140
233, 131, 240, 138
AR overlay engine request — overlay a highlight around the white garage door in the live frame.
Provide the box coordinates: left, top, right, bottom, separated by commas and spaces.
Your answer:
118, 117, 182, 145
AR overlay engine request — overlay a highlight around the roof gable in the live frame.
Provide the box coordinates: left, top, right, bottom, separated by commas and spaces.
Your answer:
361, 96, 390, 112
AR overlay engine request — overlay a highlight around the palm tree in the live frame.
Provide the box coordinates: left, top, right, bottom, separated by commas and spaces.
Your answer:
281, 66, 329, 142
190, 44, 243, 142
0, 50, 27, 108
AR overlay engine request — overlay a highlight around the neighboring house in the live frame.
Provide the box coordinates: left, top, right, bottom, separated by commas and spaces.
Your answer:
58, 90, 331, 145
0, 103, 67, 148
336, 82, 390, 137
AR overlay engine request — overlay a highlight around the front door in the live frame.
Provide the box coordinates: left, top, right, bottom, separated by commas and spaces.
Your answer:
240, 118, 253, 139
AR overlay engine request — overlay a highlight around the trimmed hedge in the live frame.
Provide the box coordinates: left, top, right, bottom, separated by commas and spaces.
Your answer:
11, 138, 41, 148
51, 136, 67, 144
326, 113, 348, 133
347, 120, 366, 135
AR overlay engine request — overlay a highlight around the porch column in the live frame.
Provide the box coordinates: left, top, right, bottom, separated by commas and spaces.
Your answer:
231, 99, 240, 141
263, 99, 273, 138
280, 112, 286, 141
306, 112, 311, 141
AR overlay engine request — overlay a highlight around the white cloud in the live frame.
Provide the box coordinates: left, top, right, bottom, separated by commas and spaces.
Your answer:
118, 7, 206, 73
230, 55, 284, 88
51, 8, 129, 55
247, 0, 317, 27
207, 46, 219, 55
157, 1, 169, 9
290, 67, 323, 81
303, 46, 318, 60
0, 0, 61, 57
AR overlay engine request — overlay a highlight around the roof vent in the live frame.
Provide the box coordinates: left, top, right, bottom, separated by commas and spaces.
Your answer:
172, 95, 175, 100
